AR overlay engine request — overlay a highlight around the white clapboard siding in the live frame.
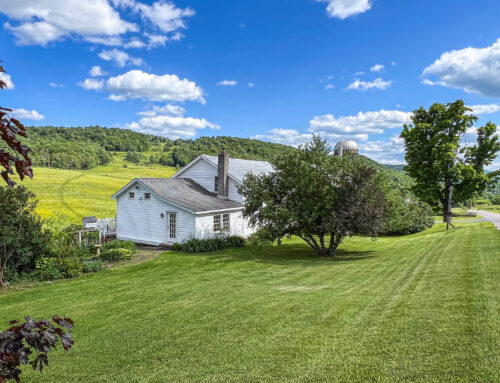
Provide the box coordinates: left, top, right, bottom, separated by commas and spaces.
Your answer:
179, 158, 218, 192
116, 184, 195, 245
228, 178, 243, 203
195, 211, 244, 239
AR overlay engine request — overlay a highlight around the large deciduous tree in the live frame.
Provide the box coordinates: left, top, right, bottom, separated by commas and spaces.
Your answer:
0, 63, 32, 186
239, 137, 387, 257
0, 186, 50, 288
401, 100, 500, 223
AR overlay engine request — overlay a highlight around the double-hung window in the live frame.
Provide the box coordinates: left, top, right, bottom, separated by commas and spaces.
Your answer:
214, 214, 230, 233
223, 214, 230, 230
214, 215, 221, 232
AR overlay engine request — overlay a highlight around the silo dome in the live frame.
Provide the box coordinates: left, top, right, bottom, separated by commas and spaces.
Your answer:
334, 140, 359, 156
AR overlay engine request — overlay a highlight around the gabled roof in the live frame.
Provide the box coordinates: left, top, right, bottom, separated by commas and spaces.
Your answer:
203, 155, 274, 182
112, 178, 243, 214
172, 154, 274, 183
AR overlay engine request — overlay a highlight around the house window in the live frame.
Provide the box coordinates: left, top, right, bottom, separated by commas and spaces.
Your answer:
129, 192, 135, 199
144, 193, 151, 200
214, 215, 221, 232
223, 214, 230, 230
214, 176, 218, 192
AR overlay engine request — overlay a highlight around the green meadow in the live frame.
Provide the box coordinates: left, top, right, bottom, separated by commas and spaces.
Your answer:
19, 153, 177, 222
0, 222, 498, 382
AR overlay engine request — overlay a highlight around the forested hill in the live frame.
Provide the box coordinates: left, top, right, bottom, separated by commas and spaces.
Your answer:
24, 127, 408, 184
24, 126, 297, 170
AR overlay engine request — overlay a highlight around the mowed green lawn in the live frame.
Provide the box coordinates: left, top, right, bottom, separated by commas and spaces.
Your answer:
18, 153, 176, 222
1, 222, 499, 382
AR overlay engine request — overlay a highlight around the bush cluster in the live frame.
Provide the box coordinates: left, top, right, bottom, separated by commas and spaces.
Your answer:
381, 194, 434, 235
175, 236, 245, 253
82, 260, 104, 273
12, 226, 137, 284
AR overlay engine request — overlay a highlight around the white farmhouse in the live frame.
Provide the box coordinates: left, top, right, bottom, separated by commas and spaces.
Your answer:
112, 149, 273, 245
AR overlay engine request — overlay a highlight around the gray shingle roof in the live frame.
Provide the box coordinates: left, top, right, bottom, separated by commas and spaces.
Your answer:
136, 178, 243, 213
203, 155, 274, 182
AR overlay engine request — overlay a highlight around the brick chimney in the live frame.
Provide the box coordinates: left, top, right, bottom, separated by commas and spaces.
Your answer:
217, 148, 229, 198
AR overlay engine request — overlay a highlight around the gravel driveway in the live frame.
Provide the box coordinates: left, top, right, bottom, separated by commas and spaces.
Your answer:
474, 210, 500, 230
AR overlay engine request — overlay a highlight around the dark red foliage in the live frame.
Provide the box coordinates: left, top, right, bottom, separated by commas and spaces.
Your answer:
0, 316, 74, 382
0, 63, 33, 187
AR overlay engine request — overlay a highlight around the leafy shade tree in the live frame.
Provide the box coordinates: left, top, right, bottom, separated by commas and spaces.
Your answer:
0, 316, 74, 382
0, 186, 51, 287
0, 63, 32, 186
401, 100, 500, 222
239, 137, 387, 257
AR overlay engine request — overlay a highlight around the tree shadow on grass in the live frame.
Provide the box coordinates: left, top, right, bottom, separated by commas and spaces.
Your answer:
180, 244, 376, 267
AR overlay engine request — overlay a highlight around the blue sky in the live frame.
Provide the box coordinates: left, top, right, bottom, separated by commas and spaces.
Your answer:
2, 0, 500, 167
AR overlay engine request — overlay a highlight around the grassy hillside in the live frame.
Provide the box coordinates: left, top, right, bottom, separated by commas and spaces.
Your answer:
20, 153, 176, 222
0, 222, 498, 382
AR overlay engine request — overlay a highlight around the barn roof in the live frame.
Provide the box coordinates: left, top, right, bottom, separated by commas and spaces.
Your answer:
112, 178, 243, 214
172, 154, 274, 183
203, 155, 274, 182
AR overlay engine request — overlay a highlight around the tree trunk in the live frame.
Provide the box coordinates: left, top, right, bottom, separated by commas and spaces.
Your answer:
442, 200, 448, 223
446, 185, 455, 230
442, 181, 454, 224
328, 233, 344, 257
0, 246, 13, 288
0, 257, 6, 289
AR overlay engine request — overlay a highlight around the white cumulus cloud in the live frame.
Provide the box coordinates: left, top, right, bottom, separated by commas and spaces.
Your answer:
138, 103, 185, 117
310, 110, 412, 137
0, 0, 136, 45
370, 64, 384, 72
78, 78, 104, 90
134, 1, 194, 33
469, 104, 500, 115
84, 36, 123, 46
317, 0, 371, 19
347, 78, 391, 91
104, 70, 205, 103
90, 66, 107, 77
422, 38, 500, 97
126, 103, 219, 139
253, 129, 313, 147
98, 48, 143, 67
360, 135, 405, 164
0, 72, 14, 89
217, 80, 237, 86
10, 108, 45, 120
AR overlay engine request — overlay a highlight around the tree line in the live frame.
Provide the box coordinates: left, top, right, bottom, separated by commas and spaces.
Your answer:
168, 136, 298, 167
23, 126, 167, 170
22, 127, 300, 170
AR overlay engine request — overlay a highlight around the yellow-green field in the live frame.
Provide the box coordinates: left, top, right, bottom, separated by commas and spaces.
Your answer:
20, 153, 176, 223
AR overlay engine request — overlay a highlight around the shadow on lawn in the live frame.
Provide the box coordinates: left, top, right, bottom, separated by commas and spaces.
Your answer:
182, 244, 376, 267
